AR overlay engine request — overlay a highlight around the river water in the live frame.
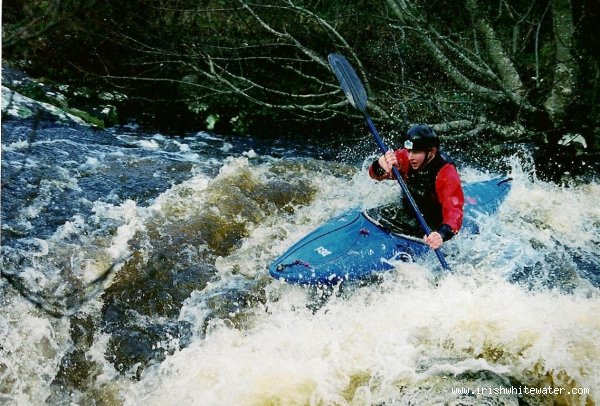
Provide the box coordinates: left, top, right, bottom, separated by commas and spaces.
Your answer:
1, 104, 600, 405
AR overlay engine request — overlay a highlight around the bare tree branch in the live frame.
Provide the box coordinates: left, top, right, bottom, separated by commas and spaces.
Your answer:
387, 0, 536, 111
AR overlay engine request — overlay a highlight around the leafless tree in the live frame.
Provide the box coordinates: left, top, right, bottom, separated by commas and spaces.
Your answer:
382, 0, 583, 142
130, 0, 591, 145
5, 0, 598, 151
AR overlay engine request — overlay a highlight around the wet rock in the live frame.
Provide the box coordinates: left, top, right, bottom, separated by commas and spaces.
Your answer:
100, 245, 215, 376
49, 316, 101, 402
2, 64, 121, 128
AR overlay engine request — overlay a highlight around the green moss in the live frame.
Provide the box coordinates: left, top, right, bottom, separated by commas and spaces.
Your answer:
15, 82, 45, 100
100, 105, 119, 127
67, 107, 105, 128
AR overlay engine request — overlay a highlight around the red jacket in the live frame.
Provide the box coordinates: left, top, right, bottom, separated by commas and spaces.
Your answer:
368, 149, 464, 236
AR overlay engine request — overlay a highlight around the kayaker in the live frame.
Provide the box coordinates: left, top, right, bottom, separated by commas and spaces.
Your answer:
368, 124, 464, 250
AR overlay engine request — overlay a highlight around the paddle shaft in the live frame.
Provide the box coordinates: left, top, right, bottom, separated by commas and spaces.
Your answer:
364, 112, 451, 271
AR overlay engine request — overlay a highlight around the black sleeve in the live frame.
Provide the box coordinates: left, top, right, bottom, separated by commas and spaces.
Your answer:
437, 223, 455, 241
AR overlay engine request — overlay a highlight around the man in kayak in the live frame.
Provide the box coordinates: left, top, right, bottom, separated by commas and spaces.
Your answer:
368, 124, 464, 250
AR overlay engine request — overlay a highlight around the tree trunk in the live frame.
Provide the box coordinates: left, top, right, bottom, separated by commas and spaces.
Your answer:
543, 0, 577, 128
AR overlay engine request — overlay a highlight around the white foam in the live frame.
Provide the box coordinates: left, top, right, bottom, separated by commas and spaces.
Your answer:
91, 199, 145, 261
138, 139, 160, 150
126, 271, 600, 405
243, 149, 258, 159
3, 139, 30, 151
0, 299, 70, 404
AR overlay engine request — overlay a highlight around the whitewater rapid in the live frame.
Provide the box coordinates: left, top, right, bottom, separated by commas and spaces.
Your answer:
122, 161, 600, 406
1, 116, 599, 405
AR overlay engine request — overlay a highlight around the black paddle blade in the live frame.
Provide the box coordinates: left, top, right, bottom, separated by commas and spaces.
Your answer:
328, 53, 368, 112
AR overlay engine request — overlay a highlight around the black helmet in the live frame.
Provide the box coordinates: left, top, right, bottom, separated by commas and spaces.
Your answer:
404, 124, 439, 151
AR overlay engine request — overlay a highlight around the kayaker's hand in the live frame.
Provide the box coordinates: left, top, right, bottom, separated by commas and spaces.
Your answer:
423, 232, 443, 250
378, 151, 398, 177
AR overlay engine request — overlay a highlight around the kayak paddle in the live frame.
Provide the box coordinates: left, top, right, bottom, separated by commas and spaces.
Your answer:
327, 53, 451, 271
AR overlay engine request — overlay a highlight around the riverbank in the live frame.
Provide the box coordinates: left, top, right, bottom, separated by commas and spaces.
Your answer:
2, 64, 120, 129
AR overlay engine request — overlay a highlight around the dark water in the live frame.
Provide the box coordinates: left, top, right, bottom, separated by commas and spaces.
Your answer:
1, 111, 599, 405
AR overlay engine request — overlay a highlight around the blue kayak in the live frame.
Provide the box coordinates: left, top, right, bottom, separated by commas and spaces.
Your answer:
269, 177, 511, 285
